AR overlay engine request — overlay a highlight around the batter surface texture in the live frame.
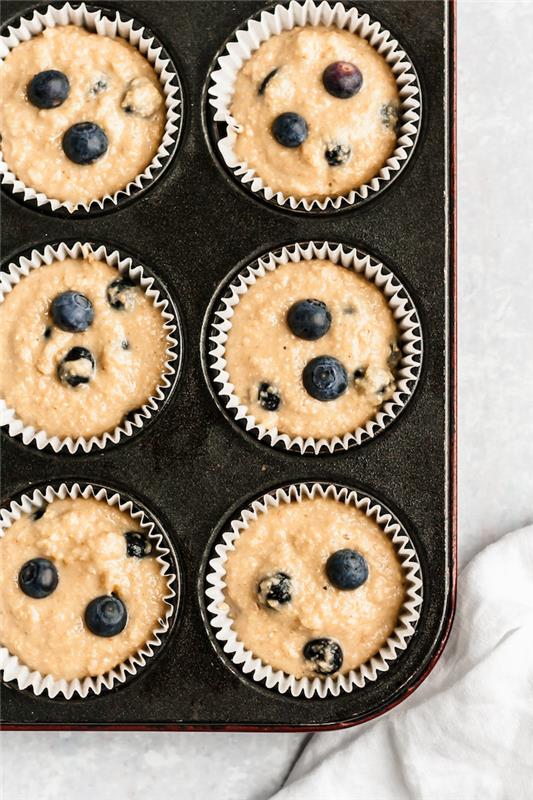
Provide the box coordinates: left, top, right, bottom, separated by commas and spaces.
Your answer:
223, 496, 406, 678
231, 26, 399, 199
0, 257, 169, 440
0, 497, 168, 681
0, 26, 165, 205
223, 259, 399, 441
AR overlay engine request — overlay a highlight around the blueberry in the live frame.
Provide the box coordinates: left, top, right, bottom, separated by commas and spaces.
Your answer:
326, 549, 369, 590
57, 347, 95, 387
27, 70, 69, 109
381, 102, 399, 131
287, 299, 331, 341
85, 595, 128, 637
303, 638, 343, 675
43, 325, 52, 339
323, 62, 363, 99
18, 558, 58, 599
62, 122, 108, 165
106, 277, 136, 310
302, 356, 348, 401
272, 112, 308, 148
258, 68, 278, 95
51, 291, 94, 332
325, 143, 351, 166
89, 77, 108, 96
353, 367, 366, 381
125, 531, 152, 558
258, 383, 281, 412
121, 339, 130, 350
257, 572, 292, 609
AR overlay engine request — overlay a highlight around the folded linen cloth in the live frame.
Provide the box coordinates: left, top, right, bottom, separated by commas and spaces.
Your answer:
270, 525, 533, 800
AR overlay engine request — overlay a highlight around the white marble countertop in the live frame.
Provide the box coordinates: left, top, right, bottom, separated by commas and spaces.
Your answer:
2, 1, 532, 798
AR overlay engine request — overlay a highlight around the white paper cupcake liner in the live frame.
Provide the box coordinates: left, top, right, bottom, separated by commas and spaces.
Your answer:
206, 240, 423, 454
205, 481, 423, 699
0, 2, 182, 214
207, 0, 421, 212
0, 240, 181, 454
0, 481, 178, 700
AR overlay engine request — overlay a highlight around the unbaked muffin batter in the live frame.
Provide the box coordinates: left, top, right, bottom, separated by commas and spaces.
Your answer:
0, 497, 168, 681
223, 496, 406, 677
0, 26, 165, 205
231, 26, 400, 199
0, 257, 169, 440
223, 260, 399, 440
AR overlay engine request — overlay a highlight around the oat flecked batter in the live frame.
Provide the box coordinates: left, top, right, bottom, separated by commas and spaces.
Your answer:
0, 26, 165, 205
231, 26, 400, 199
0, 257, 169, 440
0, 498, 168, 680
223, 260, 399, 440
223, 497, 406, 677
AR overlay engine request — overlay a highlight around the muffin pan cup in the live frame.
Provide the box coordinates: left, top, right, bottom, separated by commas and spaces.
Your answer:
0, 2, 184, 217
204, 240, 423, 454
205, 0, 422, 214
0, 480, 180, 699
204, 481, 423, 699
0, 240, 184, 454
1, 0, 455, 731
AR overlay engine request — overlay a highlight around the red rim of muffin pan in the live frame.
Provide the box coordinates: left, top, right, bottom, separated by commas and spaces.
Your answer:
202, 0, 424, 217
0, 2, 186, 218
0, 239, 185, 455
201, 240, 424, 455
0, 0, 456, 731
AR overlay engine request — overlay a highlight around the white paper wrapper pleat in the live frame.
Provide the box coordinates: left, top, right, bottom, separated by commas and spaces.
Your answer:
205, 482, 423, 699
208, 0, 421, 211
0, 2, 182, 213
0, 240, 181, 453
0, 482, 177, 700
207, 240, 423, 454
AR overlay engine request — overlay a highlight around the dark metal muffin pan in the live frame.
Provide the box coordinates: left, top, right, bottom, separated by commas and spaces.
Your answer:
0, 0, 456, 730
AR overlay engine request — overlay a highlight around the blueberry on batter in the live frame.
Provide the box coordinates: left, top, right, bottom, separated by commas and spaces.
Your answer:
303, 638, 343, 675
62, 121, 108, 165
18, 557, 58, 599
43, 325, 52, 339
326, 548, 368, 590
272, 112, 308, 148
257, 572, 292, 609
380, 102, 399, 130
323, 62, 363, 99
51, 291, 94, 332
89, 77, 108, 96
353, 367, 366, 382
303, 356, 348, 401
125, 531, 152, 559
106, 277, 136, 310
258, 68, 279, 95
85, 594, 128, 637
325, 143, 351, 167
28, 70, 69, 109
57, 347, 95, 387
258, 383, 281, 411
287, 299, 331, 341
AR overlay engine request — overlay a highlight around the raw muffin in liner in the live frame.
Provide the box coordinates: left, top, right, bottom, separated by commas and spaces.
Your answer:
0, 2, 182, 215
206, 240, 423, 454
207, 0, 421, 212
205, 482, 423, 699
0, 240, 181, 454
0, 482, 178, 700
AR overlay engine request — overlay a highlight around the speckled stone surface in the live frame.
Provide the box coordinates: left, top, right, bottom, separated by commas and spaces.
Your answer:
1, 1, 532, 798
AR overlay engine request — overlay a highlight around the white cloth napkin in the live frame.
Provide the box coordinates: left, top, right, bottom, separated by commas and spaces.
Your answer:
270, 525, 533, 800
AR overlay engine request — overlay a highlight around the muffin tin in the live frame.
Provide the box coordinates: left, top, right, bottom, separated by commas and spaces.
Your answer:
0, 0, 456, 730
